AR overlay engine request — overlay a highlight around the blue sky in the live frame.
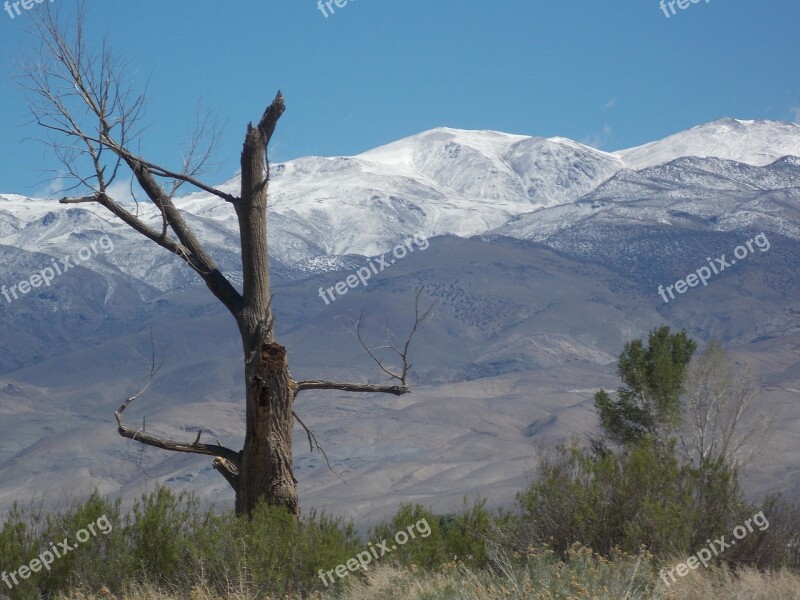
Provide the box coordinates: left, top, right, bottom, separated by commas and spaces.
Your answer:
0, 0, 798, 196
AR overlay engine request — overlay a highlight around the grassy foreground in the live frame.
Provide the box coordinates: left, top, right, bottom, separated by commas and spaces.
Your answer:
58, 548, 800, 600
2, 480, 798, 600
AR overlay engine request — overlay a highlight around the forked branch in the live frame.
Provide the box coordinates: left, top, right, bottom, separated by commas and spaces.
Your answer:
24, 2, 243, 317
114, 341, 241, 475
294, 289, 435, 397
292, 411, 344, 482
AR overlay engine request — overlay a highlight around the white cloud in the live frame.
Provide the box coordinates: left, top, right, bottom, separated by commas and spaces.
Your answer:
104, 178, 135, 203
35, 175, 136, 203
580, 124, 612, 149
37, 175, 68, 200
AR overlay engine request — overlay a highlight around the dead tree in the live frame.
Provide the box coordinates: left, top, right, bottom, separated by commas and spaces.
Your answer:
679, 340, 773, 471
22, 4, 431, 516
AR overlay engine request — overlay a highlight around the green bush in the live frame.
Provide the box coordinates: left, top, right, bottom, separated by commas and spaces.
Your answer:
437, 498, 494, 567
515, 439, 751, 560
186, 498, 362, 595
0, 487, 364, 598
0, 502, 43, 600
40, 491, 125, 596
370, 503, 446, 567
122, 487, 199, 586
1, 479, 796, 599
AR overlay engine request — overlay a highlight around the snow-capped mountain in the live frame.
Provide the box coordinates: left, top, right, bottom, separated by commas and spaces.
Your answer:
3, 118, 800, 289
617, 118, 800, 169
494, 155, 800, 246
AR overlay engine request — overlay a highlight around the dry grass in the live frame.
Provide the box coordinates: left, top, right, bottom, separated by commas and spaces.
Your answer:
335, 563, 800, 600
56, 559, 800, 600
653, 565, 800, 600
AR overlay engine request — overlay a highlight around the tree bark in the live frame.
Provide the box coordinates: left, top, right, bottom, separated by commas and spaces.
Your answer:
233, 93, 299, 516
237, 340, 298, 516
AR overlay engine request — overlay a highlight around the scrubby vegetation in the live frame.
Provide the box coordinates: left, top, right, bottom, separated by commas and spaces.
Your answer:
0, 477, 796, 599
3, 327, 799, 599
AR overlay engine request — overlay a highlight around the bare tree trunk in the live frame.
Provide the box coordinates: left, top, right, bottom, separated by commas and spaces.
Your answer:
237, 339, 297, 515
233, 96, 298, 516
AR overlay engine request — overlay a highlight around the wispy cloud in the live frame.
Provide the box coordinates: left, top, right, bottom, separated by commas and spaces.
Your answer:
35, 176, 135, 203
104, 179, 135, 203
603, 99, 617, 110
580, 124, 612, 149
37, 175, 68, 200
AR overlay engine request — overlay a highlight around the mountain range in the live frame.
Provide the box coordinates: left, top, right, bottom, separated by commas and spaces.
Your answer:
1, 117, 799, 524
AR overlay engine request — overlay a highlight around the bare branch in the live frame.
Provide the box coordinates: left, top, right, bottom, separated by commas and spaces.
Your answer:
294, 381, 409, 396
143, 158, 236, 203
679, 341, 774, 469
58, 195, 95, 204
61, 190, 190, 257
295, 290, 434, 397
292, 411, 344, 482
21, 3, 243, 316
354, 309, 401, 382
114, 340, 240, 468
212, 457, 240, 491
355, 289, 435, 385
115, 414, 240, 466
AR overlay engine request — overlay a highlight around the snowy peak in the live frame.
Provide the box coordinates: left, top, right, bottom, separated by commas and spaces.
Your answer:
616, 118, 800, 169
357, 127, 530, 169
358, 126, 622, 207
503, 136, 622, 206
3, 118, 800, 280
357, 127, 536, 203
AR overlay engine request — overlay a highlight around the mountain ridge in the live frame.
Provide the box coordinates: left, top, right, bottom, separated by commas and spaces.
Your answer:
1, 117, 799, 522
3, 117, 800, 276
